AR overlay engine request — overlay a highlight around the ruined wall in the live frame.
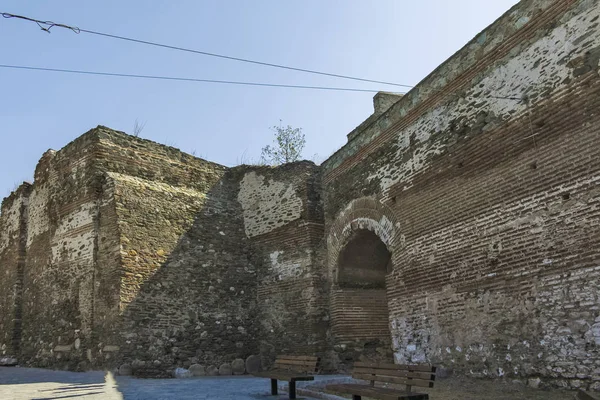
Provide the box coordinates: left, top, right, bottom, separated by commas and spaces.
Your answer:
236, 162, 327, 368
0, 127, 327, 375
12, 134, 116, 370
84, 129, 263, 377
5, 0, 600, 386
0, 184, 31, 360
322, 0, 600, 390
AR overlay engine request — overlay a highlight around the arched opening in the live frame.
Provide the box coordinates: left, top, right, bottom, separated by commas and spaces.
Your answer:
332, 228, 393, 366
338, 229, 391, 288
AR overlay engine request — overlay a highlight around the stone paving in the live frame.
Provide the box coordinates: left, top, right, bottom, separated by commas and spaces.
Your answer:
0, 367, 325, 400
0, 367, 582, 400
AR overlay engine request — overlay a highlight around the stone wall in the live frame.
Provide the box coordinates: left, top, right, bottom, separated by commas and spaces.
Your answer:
0, 127, 326, 376
11, 133, 109, 370
89, 129, 261, 377
322, 0, 600, 390
236, 162, 327, 369
2, 0, 600, 390
0, 184, 31, 360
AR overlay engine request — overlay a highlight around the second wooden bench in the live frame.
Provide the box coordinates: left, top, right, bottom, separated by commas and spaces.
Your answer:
326, 361, 436, 400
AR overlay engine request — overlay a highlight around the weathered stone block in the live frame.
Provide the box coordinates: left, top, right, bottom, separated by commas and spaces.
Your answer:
0, 357, 18, 366
189, 364, 205, 376
246, 355, 261, 374
119, 364, 132, 376
527, 377, 541, 389
219, 363, 232, 375
206, 365, 219, 376
231, 358, 245, 375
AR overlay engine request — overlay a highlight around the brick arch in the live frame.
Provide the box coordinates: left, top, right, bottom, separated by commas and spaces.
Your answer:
327, 197, 401, 283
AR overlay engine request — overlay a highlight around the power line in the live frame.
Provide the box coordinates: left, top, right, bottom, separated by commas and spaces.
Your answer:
0, 64, 385, 93
1, 12, 414, 89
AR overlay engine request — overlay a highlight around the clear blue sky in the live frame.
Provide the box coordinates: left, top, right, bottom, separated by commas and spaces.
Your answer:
0, 0, 518, 198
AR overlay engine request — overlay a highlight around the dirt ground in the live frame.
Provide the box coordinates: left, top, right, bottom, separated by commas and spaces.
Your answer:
308, 375, 580, 400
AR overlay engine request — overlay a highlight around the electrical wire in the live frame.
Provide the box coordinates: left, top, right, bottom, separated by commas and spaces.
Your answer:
1, 12, 414, 89
0, 64, 386, 93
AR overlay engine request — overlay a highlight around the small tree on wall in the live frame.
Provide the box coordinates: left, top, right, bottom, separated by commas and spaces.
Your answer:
260, 121, 305, 165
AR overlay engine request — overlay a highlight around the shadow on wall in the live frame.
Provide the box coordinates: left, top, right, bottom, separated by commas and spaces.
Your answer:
113, 167, 260, 378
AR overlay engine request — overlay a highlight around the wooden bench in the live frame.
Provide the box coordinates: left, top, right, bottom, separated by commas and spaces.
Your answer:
252, 355, 319, 399
326, 362, 436, 400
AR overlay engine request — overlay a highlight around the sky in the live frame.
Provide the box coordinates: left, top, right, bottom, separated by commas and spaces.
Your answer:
0, 0, 519, 198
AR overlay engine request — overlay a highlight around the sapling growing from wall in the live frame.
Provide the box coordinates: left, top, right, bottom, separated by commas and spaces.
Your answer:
133, 118, 146, 137
261, 122, 305, 165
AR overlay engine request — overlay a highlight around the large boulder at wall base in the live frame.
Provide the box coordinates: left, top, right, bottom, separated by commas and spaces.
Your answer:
0, 357, 18, 367
231, 358, 245, 375
206, 365, 219, 376
245, 355, 261, 374
118, 364, 132, 376
189, 364, 206, 376
219, 363, 232, 375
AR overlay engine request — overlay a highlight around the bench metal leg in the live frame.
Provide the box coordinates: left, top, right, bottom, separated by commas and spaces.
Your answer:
271, 379, 278, 395
352, 396, 361, 400
289, 381, 296, 399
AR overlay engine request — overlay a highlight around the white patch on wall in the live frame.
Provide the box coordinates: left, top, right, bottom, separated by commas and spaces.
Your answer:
367, 5, 600, 195
268, 250, 311, 280
51, 201, 97, 263
238, 171, 303, 238
26, 185, 51, 247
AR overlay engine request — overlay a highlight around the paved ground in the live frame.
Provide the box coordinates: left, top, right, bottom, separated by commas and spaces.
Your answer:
0, 367, 324, 400
308, 375, 578, 400
0, 367, 582, 400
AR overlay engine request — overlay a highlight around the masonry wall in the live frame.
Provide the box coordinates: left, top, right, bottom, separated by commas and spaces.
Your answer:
0, 184, 31, 360
322, 0, 600, 390
85, 129, 261, 377
4, 0, 600, 387
236, 162, 328, 368
12, 134, 114, 370
0, 127, 328, 375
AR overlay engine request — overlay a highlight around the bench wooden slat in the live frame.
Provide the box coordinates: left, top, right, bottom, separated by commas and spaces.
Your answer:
274, 355, 318, 374
354, 362, 436, 373
353, 373, 434, 388
254, 370, 315, 381
327, 383, 429, 400
353, 367, 435, 381
275, 363, 317, 370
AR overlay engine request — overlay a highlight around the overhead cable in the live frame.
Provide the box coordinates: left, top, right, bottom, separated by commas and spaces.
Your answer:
0, 64, 386, 93
1, 12, 414, 89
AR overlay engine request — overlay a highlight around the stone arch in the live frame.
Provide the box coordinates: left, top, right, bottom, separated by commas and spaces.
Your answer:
327, 197, 401, 283
327, 197, 401, 367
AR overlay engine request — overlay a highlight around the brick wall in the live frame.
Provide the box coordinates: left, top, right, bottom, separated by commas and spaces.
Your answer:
330, 288, 392, 369
322, 0, 600, 390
